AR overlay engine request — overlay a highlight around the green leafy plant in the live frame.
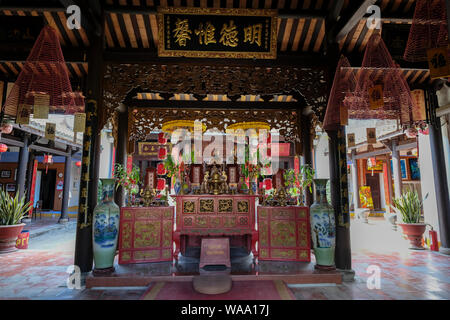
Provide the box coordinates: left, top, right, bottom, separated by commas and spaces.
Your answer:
114, 163, 140, 195
0, 190, 32, 225
240, 146, 271, 179
391, 190, 428, 224
284, 164, 315, 201
163, 154, 180, 179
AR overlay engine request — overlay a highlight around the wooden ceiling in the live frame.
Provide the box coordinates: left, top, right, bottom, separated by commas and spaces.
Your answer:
0, 0, 428, 83
0, 61, 88, 79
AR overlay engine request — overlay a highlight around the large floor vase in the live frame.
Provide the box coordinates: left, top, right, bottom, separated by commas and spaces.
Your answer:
398, 223, 426, 250
93, 178, 120, 273
0, 224, 25, 253
310, 179, 336, 270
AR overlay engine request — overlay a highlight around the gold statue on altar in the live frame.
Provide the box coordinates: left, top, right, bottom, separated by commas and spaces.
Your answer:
209, 165, 222, 195
140, 187, 156, 207
200, 163, 230, 195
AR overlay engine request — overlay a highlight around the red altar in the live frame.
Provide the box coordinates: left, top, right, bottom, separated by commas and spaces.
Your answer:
257, 206, 311, 262
117, 199, 312, 265
118, 206, 174, 264
172, 194, 259, 262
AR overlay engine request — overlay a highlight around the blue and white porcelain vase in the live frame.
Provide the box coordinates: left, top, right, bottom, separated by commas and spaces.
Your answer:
93, 178, 120, 271
310, 179, 336, 268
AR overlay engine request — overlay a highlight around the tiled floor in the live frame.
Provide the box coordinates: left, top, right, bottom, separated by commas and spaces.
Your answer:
0, 217, 449, 300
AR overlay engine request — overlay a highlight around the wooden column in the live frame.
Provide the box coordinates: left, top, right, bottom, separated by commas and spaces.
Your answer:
16, 134, 30, 199
328, 127, 353, 277
429, 118, 450, 254
384, 154, 394, 211
391, 139, 403, 199
301, 114, 314, 206
59, 146, 72, 223
350, 149, 359, 209
74, 11, 105, 272
114, 107, 128, 207
324, 23, 353, 277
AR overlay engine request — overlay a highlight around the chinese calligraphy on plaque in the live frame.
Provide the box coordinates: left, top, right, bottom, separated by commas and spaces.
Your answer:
158, 7, 277, 59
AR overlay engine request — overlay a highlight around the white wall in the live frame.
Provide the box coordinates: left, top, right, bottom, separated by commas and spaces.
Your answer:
314, 132, 330, 179
68, 160, 80, 208
442, 115, 450, 197
99, 130, 114, 179
418, 133, 440, 236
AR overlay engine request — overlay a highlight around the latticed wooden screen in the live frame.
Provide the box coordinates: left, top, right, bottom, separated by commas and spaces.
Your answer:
257, 206, 311, 262
118, 207, 174, 264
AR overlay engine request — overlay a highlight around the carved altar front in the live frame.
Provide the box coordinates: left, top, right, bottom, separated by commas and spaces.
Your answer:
173, 194, 258, 261
257, 206, 311, 262
118, 206, 174, 264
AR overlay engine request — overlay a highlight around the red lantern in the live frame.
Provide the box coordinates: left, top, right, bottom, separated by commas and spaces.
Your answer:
263, 178, 272, 190
157, 178, 166, 191
157, 163, 166, 175
0, 123, 13, 134
267, 148, 271, 157
267, 133, 271, 144
158, 147, 167, 160
43, 155, 53, 173
158, 132, 166, 144
0, 143, 8, 153
43, 154, 53, 164
75, 161, 82, 167
419, 127, 429, 135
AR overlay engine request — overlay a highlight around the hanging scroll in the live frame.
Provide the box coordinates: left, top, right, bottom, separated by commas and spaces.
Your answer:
45, 123, 56, 140
73, 113, 86, 133
426, 46, 450, 79
16, 104, 31, 124
411, 89, 427, 121
368, 85, 384, 110
33, 93, 50, 119
157, 7, 277, 59
367, 128, 377, 144
347, 133, 356, 148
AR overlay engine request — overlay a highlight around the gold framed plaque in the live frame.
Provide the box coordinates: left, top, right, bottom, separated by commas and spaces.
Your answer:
157, 7, 278, 59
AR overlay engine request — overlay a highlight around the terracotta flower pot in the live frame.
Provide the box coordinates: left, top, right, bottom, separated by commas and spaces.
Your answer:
0, 223, 25, 253
398, 223, 426, 250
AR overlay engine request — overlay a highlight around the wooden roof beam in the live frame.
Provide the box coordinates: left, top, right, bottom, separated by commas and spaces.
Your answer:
127, 98, 302, 111
334, 0, 377, 43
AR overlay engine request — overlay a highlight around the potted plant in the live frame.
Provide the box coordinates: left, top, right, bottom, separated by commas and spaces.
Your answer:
0, 189, 32, 253
114, 163, 141, 206
283, 164, 315, 206
391, 190, 428, 250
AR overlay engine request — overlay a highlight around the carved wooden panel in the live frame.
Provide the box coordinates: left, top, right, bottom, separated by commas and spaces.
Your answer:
118, 206, 174, 264
257, 206, 310, 262
174, 194, 257, 236
103, 63, 328, 141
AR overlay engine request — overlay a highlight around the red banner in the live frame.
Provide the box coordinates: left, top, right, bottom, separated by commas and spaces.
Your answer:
28, 160, 38, 218
126, 155, 133, 174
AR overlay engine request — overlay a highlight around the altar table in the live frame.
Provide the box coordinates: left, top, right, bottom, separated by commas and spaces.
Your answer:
117, 202, 311, 265
172, 194, 259, 262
